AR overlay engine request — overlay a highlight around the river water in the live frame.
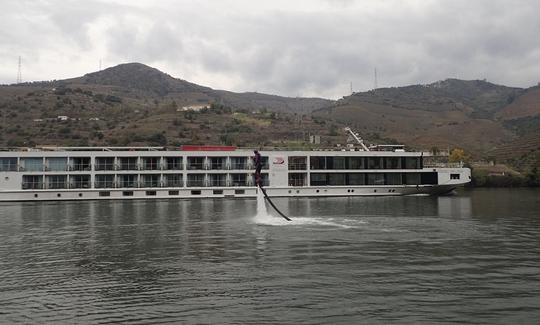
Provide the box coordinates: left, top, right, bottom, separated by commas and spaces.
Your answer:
0, 188, 539, 324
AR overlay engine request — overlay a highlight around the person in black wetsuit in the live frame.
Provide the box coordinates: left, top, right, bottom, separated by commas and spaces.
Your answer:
253, 150, 262, 187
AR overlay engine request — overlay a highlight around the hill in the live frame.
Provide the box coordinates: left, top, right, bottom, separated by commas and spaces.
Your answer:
0, 64, 538, 171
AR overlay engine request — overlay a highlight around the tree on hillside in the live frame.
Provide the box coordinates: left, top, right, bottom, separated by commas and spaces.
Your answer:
449, 148, 469, 164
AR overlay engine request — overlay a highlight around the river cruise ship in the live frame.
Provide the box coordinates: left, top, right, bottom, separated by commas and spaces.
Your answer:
0, 144, 470, 201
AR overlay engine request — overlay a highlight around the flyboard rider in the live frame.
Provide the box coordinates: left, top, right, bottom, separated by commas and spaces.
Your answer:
253, 150, 262, 187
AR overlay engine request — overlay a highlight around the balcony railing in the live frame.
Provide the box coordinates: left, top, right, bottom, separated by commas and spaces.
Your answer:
209, 179, 226, 187
187, 163, 204, 170
187, 180, 205, 187
230, 163, 247, 170
164, 180, 183, 187
289, 163, 307, 170
288, 179, 306, 186
95, 181, 115, 188
22, 183, 43, 189
141, 163, 161, 170
69, 164, 92, 171
95, 163, 115, 171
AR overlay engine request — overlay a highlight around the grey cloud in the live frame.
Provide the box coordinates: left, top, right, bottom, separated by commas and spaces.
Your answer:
1, 0, 539, 98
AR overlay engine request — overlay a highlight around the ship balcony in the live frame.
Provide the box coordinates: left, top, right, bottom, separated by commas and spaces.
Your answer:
187, 180, 205, 187
118, 164, 139, 171
187, 163, 204, 170
209, 179, 227, 187
230, 163, 247, 170
164, 180, 183, 187
69, 164, 92, 171
95, 181, 116, 189
209, 163, 225, 170
288, 163, 307, 170
141, 181, 161, 188
95, 163, 115, 171
141, 163, 161, 171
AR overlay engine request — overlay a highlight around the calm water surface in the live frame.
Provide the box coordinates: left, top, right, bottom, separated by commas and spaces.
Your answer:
0, 188, 539, 324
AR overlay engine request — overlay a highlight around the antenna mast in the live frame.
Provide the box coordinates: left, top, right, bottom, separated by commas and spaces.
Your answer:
17, 56, 22, 84
374, 67, 378, 90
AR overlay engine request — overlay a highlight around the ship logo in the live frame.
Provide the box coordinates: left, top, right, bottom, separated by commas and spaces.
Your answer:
273, 157, 285, 164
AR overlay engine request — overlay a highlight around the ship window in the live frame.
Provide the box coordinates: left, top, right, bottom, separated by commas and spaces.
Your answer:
230, 157, 247, 170
46, 157, 68, 171
0, 158, 17, 171
450, 173, 460, 180
21, 158, 43, 172
404, 157, 420, 169
141, 157, 160, 170
78, 193, 83, 197
47, 175, 67, 189
191, 190, 201, 195
385, 157, 401, 169
57, 193, 61, 197
404, 173, 421, 185
347, 173, 365, 185
164, 174, 183, 187
70, 157, 91, 171
99, 191, 110, 197
70, 175, 91, 189
421, 172, 438, 184
22, 175, 43, 190
231, 173, 247, 186
310, 157, 326, 170
209, 157, 226, 170
288, 156, 307, 170
95, 174, 115, 188
348, 157, 365, 169
122, 191, 134, 196
288, 173, 306, 186
146, 190, 156, 196
169, 190, 179, 195
367, 173, 385, 185
119, 157, 138, 170
165, 157, 183, 170
142, 174, 161, 188
34, 194, 38, 198
187, 157, 205, 170
310, 173, 328, 186
367, 157, 383, 169
213, 190, 223, 195
187, 174, 205, 187
95, 157, 115, 171
209, 174, 226, 186
235, 189, 245, 195
328, 173, 346, 185
333, 157, 346, 169
386, 173, 402, 185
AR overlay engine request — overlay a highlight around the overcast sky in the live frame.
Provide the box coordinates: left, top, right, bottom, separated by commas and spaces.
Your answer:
1, 0, 539, 98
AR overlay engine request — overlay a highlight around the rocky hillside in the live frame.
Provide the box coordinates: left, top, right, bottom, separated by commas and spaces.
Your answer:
0, 63, 538, 171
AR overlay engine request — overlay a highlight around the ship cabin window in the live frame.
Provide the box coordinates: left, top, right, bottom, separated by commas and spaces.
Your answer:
146, 190, 156, 196
0, 158, 18, 171
22, 175, 43, 189
164, 174, 183, 187
122, 191, 133, 197
46, 157, 68, 171
310, 157, 326, 170
70, 157, 91, 171
209, 157, 226, 170
288, 173, 307, 186
165, 157, 183, 170
230, 157, 247, 170
450, 173, 460, 180
328, 173, 346, 185
95, 175, 115, 188
367, 157, 383, 169
191, 190, 201, 195
187, 157, 204, 170
235, 189, 245, 195
95, 157, 115, 171
141, 174, 161, 187
209, 174, 226, 186
404, 173, 421, 185
213, 190, 223, 195
70, 175, 91, 188
21, 158, 43, 172
404, 157, 421, 169
258, 157, 269, 170
119, 157, 138, 171
46, 175, 67, 189
288, 157, 307, 170
310, 173, 327, 186
421, 172, 438, 184
231, 173, 247, 186
386, 173, 402, 185
168, 190, 179, 195
348, 173, 366, 185
385, 157, 402, 169
187, 174, 205, 187
99, 191, 110, 197
119, 174, 138, 188
348, 157, 365, 169
367, 173, 385, 185
142, 157, 160, 170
